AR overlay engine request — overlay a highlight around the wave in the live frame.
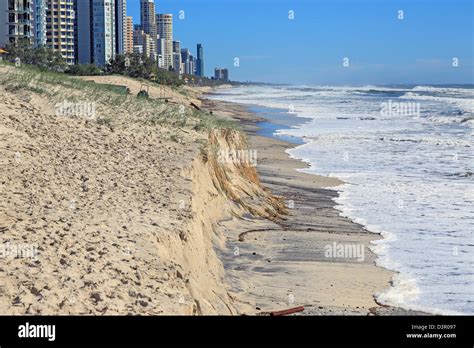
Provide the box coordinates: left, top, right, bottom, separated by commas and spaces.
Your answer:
412, 85, 474, 93
399, 92, 474, 116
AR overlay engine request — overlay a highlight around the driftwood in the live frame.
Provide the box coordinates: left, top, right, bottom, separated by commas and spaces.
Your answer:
255, 306, 305, 316
190, 102, 201, 110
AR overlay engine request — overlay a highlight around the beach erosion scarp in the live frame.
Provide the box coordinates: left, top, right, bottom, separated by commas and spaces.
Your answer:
0, 64, 288, 315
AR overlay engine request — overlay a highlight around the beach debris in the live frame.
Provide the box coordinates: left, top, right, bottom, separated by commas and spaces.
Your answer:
256, 306, 305, 316
190, 102, 201, 110
269, 306, 304, 316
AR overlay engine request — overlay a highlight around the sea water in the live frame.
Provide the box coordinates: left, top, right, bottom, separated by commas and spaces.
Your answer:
210, 84, 474, 315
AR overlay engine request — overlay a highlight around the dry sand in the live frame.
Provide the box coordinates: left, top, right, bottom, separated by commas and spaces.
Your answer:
0, 65, 253, 315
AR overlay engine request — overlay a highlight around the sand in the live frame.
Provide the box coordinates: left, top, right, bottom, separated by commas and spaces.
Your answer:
0, 65, 245, 315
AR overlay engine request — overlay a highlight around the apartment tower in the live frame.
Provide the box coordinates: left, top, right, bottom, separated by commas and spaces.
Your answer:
140, 0, 156, 59
196, 43, 204, 77
156, 13, 173, 69
34, 0, 47, 47
44, 0, 75, 64
76, 0, 116, 66
124, 16, 133, 54
0, 0, 35, 48
115, 0, 126, 54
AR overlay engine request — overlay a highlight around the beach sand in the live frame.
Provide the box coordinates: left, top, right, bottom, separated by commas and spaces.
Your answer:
0, 66, 243, 315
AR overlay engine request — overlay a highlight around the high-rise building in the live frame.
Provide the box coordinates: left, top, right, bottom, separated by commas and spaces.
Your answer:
196, 43, 204, 77
115, 0, 126, 54
172, 41, 181, 73
133, 29, 155, 59
172, 40, 180, 53
156, 13, 173, 70
124, 16, 133, 54
44, 0, 76, 65
172, 52, 182, 74
140, 0, 156, 58
189, 54, 195, 75
180, 48, 190, 63
181, 48, 194, 75
76, 0, 116, 66
35, 0, 47, 47
214, 68, 229, 82
0, 0, 34, 48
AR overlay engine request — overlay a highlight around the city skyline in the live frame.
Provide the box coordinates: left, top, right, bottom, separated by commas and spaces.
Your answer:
0, 1, 472, 84
127, 0, 473, 85
0, 0, 213, 79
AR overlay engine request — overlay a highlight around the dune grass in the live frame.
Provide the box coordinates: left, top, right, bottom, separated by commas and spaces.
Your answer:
0, 61, 238, 132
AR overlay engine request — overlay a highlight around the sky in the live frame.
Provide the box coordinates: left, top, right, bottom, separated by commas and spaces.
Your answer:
128, 0, 474, 85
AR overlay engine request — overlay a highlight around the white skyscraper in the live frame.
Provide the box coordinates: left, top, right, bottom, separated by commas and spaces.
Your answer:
156, 13, 173, 70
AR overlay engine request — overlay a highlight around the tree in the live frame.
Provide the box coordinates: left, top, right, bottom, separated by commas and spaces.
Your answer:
106, 54, 127, 75
5, 39, 66, 71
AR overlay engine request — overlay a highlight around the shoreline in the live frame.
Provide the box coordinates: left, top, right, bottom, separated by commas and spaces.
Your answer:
200, 94, 429, 315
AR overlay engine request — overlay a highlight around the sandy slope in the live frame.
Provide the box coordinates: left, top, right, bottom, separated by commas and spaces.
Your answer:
0, 66, 273, 315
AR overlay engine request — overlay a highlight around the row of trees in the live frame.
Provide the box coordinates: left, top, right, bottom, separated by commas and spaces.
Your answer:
105, 54, 184, 87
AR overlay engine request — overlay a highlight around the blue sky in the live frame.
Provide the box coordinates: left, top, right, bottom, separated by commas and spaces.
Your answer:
128, 0, 473, 85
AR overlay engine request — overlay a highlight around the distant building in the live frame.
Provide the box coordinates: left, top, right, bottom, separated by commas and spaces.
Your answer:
180, 48, 190, 62
172, 40, 180, 53
189, 54, 195, 75
140, 0, 156, 59
181, 48, 193, 75
76, 0, 116, 66
156, 13, 173, 69
0, 0, 34, 48
115, 0, 127, 54
196, 43, 204, 77
124, 16, 134, 54
133, 29, 155, 59
214, 68, 229, 82
172, 52, 182, 74
172, 41, 182, 74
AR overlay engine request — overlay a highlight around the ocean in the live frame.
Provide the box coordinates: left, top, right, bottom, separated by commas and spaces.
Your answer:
210, 84, 474, 315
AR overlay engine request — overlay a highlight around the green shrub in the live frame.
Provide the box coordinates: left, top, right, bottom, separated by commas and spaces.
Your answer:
66, 64, 103, 76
